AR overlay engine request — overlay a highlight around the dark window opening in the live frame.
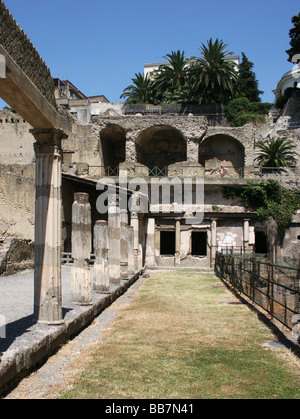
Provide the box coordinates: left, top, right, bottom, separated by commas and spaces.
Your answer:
192, 232, 207, 256
160, 231, 175, 256
255, 231, 268, 254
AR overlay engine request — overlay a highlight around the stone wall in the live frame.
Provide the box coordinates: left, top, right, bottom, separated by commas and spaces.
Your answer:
0, 164, 35, 240
0, 237, 34, 275
0, 110, 34, 165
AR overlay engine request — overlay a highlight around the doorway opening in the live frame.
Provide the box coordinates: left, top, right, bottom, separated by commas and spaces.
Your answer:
255, 231, 268, 254
160, 231, 176, 255
191, 232, 207, 256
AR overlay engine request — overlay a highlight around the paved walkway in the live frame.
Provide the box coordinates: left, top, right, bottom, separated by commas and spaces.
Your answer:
0, 265, 141, 395
4, 274, 149, 399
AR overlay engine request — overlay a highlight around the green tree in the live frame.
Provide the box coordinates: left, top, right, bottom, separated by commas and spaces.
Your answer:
237, 52, 263, 102
286, 12, 300, 63
223, 180, 300, 240
191, 38, 238, 104
120, 73, 155, 104
153, 50, 190, 103
255, 135, 298, 168
225, 98, 272, 126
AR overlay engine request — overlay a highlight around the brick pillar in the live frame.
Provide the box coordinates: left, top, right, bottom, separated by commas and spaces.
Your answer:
94, 220, 110, 293
31, 128, 67, 325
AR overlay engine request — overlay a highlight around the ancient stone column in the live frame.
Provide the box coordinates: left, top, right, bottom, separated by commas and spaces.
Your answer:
120, 209, 129, 280
175, 219, 181, 267
94, 220, 110, 293
145, 218, 156, 267
130, 212, 139, 271
31, 128, 68, 325
108, 194, 121, 285
243, 219, 250, 253
127, 225, 135, 275
71, 193, 92, 305
211, 218, 217, 267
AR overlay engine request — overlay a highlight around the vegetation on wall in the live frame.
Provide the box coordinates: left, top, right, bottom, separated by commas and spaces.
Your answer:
223, 180, 300, 239
121, 39, 272, 127
224, 98, 272, 127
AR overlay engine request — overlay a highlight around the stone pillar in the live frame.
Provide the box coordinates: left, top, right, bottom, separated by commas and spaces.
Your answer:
131, 212, 139, 271
94, 220, 110, 293
71, 193, 92, 305
31, 128, 67, 325
120, 209, 129, 280
243, 219, 250, 253
108, 194, 121, 285
127, 225, 135, 275
175, 219, 181, 267
211, 219, 217, 267
145, 218, 156, 267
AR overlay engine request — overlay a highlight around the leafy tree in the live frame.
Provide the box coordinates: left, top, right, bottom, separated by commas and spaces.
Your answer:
225, 98, 272, 126
191, 38, 238, 104
120, 73, 155, 104
286, 12, 300, 63
237, 52, 263, 102
255, 135, 298, 168
223, 180, 300, 239
153, 50, 190, 100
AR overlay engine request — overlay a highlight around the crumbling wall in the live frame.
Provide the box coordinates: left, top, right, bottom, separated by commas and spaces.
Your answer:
0, 164, 35, 240
0, 110, 34, 165
0, 237, 34, 275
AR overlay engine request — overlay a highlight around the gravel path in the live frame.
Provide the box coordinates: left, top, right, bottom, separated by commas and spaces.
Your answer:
4, 274, 150, 399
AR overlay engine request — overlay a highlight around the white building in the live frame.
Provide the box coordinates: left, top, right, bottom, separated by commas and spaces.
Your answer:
273, 66, 300, 99
144, 56, 240, 79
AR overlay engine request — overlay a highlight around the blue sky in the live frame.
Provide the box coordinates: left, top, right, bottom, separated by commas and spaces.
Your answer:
2, 0, 300, 105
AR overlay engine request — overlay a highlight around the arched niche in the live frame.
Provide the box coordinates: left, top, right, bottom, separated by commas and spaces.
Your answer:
199, 134, 245, 175
136, 125, 187, 170
100, 124, 126, 169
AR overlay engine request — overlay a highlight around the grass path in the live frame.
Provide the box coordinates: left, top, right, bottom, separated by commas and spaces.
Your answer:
59, 271, 300, 399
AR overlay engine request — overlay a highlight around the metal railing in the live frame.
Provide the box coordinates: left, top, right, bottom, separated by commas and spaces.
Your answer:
86, 164, 300, 184
149, 167, 168, 177
215, 252, 300, 331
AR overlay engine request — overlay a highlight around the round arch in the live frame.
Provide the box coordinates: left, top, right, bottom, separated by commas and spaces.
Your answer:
199, 134, 245, 175
136, 125, 187, 170
100, 124, 126, 168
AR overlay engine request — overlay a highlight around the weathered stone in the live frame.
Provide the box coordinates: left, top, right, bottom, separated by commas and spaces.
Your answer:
93, 220, 110, 293
71, 192, 92, 305
108, 194, 121, 285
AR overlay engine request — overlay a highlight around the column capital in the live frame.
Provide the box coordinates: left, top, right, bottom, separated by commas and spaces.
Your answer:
30, 127, 68, 144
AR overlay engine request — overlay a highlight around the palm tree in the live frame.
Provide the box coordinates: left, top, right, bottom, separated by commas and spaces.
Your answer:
120, 73, 155, 104
191, 38, 238, 104
153, 50, 190, 102
255, 136, 298, 168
